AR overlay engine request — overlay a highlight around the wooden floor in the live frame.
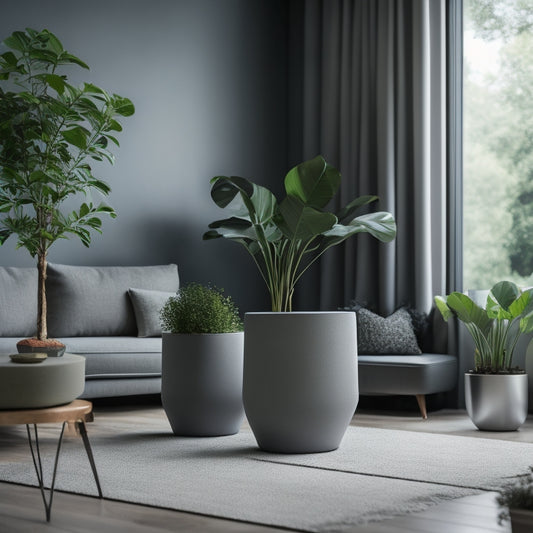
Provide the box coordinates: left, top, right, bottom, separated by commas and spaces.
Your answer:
1, 397, 528, 533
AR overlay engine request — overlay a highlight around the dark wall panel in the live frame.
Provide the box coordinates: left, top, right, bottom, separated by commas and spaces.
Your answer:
0, 0, 289, 313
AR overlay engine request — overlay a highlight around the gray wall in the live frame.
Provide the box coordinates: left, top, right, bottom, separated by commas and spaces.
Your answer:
0, 0, 289, 313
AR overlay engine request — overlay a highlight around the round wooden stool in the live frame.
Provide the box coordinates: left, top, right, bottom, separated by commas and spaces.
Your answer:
0, 399, 102, 521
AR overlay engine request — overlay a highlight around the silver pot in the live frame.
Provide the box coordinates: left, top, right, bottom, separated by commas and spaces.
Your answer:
465, 373, 528, 431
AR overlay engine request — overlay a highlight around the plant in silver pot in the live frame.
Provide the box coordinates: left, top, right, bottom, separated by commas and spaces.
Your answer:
0, 28, 134, 356
204, 155, 396, 453
435, 281, 533, 430
160, 283, 244, 437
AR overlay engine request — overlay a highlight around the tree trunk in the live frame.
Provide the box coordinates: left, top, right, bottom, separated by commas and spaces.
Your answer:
37, 254, 48, 341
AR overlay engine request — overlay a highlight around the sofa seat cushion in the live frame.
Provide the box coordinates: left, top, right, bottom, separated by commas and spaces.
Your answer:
358, 353, 457, 396
59, 337, 162, 379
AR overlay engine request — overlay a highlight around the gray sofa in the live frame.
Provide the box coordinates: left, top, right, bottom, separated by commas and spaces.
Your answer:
355, 307, 458, 418
0, 263, 179, 399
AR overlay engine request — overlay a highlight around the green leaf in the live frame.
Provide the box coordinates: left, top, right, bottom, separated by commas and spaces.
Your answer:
112, 96, 135, 117
0, 229, 12, 244
83, 83, 106, 95
0, 51, 18, 67
446, 292, 492, 332
28, 49, 58, 65
434, 296, 453, 321
210, 176, 253, 209
277, 195, 337, 241
89, 179, 112, 195
508, 290, 533, 320
3, 31, 30, 52
86, 217, 103, 230
29, 170, 48, 183
94, 204, 116, 216
210, 176, 277, 227
106, 134, 120, 147
208, 217, 252, 231
61, 126, 88, 149
204, 225, 257, 242
337, 195, 379, 224
321, 212, 396, 246
44, 74, 66, 94
284, 155, 341, 209
59, 52, 89, 69
487, 281, 520, 317
42, 30, 64, 55
17, 92, 40, 105
79, 203, 90, 217
107, 119, 123, 132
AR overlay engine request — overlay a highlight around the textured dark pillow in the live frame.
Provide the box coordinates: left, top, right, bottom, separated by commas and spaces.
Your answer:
0, 267, 38, 337
129, 288, 176, 337
405, 307, 431, 351
357, 308, 422, 355
46, 264, 179, 337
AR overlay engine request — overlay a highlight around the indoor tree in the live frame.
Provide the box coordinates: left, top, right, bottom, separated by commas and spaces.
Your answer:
0, 28, 134, 347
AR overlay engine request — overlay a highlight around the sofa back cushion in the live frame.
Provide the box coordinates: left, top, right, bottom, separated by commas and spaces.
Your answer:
46, 264, 179, 337
0, 267, 38, 337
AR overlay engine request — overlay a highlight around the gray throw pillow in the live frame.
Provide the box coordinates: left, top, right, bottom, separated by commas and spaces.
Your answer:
129, 288, 176, 337
357, 308, 422, 355
46, 263, 179, 337
0, 267, 38, 337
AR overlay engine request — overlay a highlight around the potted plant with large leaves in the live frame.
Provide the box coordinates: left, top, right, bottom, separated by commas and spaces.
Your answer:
435, 281, 533, 430
160, 283, 245, 436
0, 28, 134, 356
204, 155, 396, 452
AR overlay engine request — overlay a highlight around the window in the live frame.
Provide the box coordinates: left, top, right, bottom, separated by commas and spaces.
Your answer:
462, 0, 533, 290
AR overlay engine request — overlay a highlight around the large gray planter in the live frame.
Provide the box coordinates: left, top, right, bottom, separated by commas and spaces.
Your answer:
243, 311, 358, 453
465, 373, 528, 431
161, 332, 244, 436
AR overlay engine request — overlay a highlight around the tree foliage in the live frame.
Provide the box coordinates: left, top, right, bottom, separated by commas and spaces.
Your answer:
463, 1, 533, 287
0, 28, 134, 256
0, 28, 134, 339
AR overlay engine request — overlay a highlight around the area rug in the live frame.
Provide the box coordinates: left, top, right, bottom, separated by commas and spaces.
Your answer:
1, 425, 532, 532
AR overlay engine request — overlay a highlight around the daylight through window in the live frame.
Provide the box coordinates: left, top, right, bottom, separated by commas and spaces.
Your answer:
462, 0, 533, 290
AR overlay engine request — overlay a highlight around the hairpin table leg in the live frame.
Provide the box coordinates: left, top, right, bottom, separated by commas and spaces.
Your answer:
76, 420, 103, 498
26, 422, 66, 522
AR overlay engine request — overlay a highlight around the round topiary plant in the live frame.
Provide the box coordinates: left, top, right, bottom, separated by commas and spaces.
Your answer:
160, 283, 242, 334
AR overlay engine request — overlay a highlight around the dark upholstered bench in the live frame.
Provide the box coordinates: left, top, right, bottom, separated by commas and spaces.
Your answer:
358, 353, 457, 418
354, 306, 458, 419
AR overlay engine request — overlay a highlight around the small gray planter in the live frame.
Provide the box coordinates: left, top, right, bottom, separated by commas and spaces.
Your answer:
465, 373, 528, 431
243, 311, 358, 453
161, 332, 244, 436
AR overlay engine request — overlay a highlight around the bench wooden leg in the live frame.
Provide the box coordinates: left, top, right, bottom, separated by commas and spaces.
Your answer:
415, 394, 427, 419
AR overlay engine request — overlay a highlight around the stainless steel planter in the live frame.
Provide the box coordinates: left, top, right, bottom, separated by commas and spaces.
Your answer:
243, 311, 358, 453
465, 373, 528, 431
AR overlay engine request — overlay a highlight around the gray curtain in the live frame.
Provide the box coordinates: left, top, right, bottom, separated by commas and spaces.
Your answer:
289, 0, 446, 315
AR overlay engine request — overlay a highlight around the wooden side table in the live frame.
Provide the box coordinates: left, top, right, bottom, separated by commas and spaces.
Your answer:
0, 399, 102, 521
